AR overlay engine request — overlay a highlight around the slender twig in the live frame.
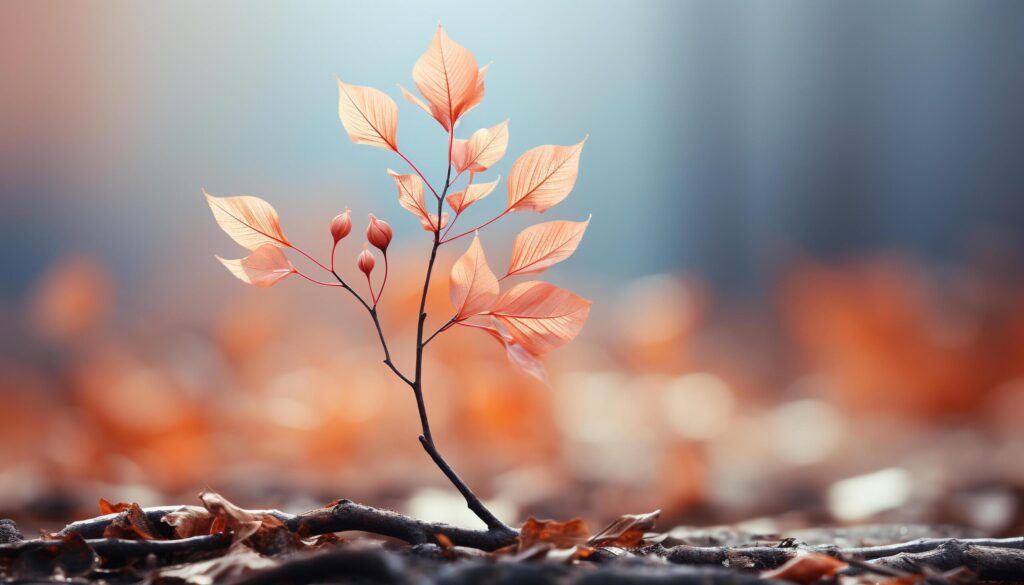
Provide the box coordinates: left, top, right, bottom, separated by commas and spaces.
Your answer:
290, 245, 332, 273
294, 272, 343, 287
365, 274, 376, 304
440, 172, 473, 240
408, 130, 514, 535
44, 506, 1024, 565
375, 253, 389, 305
456, 321, 494, 333
0, 533, 233, 562
441, 208, 510, 245
331, 270, 412, 387
447, 169, 464, 188
48, 501, 518, 553
663, 537, 1024, 570
396, 149, 439, 200
423, 317, 456, 346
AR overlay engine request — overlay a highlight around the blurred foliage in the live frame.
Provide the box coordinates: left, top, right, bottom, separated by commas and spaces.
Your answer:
2, 250, 1023, 537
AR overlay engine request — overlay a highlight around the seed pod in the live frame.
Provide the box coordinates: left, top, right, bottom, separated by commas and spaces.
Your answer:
366, 214, 393, 252
331, 209, 352, 243
357, 245, 375, 276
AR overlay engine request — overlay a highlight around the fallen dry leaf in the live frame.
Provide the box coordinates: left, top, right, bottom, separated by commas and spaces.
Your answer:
761, 552, 847, 584
518, 517, 590, 552
163, 505, 217, 539
102, 502, 159, 540
98, 498, 132, 515
587, 510, 660, 549
198, 489, 271, 544
160, 490, 298, 554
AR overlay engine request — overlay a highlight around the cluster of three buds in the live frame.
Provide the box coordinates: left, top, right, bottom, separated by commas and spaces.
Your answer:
331, 211, 392, 276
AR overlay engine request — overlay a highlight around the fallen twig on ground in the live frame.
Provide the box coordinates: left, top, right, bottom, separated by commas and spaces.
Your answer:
51, 499, 518, 552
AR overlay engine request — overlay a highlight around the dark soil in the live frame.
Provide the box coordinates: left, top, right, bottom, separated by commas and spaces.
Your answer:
3, 505, 1024, 585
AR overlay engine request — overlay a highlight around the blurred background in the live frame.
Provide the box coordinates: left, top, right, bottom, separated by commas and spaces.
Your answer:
2, 1, 1024, 537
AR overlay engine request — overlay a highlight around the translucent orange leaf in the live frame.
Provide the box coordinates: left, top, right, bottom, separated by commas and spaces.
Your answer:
388, 169, 448, 231
452, 120, 509, 173
506, 138, 587, 213
336, 79, 398, 150
449, 234, 499, 321
490, 281, 591, 354
506, 216, 590, 278
409, 24, 482, 131
217, 244, 295, 288
205, 190, 291, 251
398, 85, 432, 119
459, 316, 550, 383
504, 340, 549, 384
446, 176, 500, 214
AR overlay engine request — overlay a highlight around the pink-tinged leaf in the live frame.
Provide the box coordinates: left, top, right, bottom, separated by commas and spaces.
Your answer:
449, 234, 499, 321
388, 169, 448, 231
446, 176, 500, 214
453, 120, 509, 173
468, 64, 489, 116
507, 138, 587, 213
460, 316, 549, 384
490, 281, 591, 354
410, 24, 482, 131
336, 79, 398, 150
506, 216, 590, 278
399, 85, 433, 118
205, 190, 291, 251
403, 65, 488, 130
217, 244, 295, 288
504, 340, 549, 384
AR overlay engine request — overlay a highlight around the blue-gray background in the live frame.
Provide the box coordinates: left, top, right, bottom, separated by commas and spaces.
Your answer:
3, 0, 1023, 300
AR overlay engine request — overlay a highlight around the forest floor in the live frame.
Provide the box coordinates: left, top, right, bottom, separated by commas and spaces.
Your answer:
2, 491, 1024, 585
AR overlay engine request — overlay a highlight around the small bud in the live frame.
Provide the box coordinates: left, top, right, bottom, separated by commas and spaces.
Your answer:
366, 214, 393, 252
357, 245, 375, 276
331, 209, 352, 243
